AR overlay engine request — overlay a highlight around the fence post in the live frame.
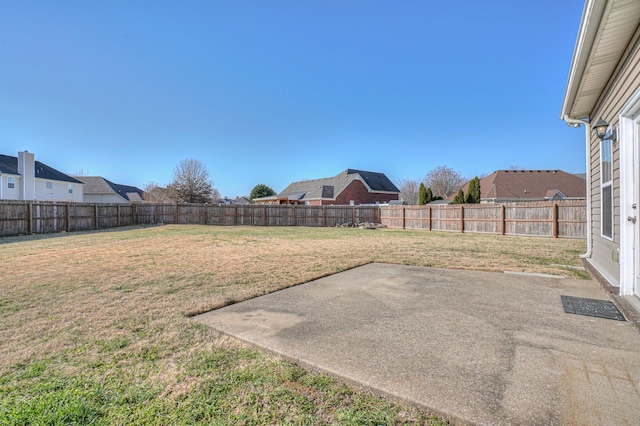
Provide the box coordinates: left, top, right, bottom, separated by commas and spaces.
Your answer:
352, 206, 355, 224
66, 203, 71, 232
27, 202, 33, 234
552, 203, 559, 238
234, 205, 238, 225
94, 204, 99, 230
175, 203, 179, 224
322, 206, 326, 226
500, 205, 506, 235
428, 206, 432, 231
402, 207, 406, 230
292, 204, 296, 226
460, 206, 464, 233
153, 203, 158, 224
203, 204, 208, 225
117, 204, 121, 227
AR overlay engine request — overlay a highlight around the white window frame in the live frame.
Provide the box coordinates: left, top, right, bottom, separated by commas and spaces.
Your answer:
8, 177, 15, 189
68, 184, 73, 194
46, 181, 53, 189
601, 135, 613, 240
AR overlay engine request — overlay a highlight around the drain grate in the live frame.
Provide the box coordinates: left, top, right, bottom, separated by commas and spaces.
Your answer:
561, 295, 626, 321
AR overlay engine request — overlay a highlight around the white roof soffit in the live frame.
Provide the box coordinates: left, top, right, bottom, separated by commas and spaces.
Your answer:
561, 0, 640, 120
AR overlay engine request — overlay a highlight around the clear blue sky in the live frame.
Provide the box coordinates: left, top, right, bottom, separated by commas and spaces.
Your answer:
1, 1, 586, 198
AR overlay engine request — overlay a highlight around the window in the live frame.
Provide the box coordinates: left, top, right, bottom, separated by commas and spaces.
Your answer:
601, 138, 613, 239
68, 184, 73, 194
8, 177, 15, 189
46, 181, 53, 189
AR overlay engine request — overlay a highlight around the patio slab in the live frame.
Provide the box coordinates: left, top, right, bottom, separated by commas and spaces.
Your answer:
194, 263, 640, 425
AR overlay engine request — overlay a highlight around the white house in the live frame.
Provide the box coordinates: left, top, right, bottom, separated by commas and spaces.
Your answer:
561, 0, 640, 306
0, 151, 84, 202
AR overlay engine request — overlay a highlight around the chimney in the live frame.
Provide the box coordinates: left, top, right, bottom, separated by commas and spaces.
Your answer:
18, 151, 35, 200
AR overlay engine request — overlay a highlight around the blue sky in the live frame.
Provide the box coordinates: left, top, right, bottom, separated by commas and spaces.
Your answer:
1, 1, 586, 197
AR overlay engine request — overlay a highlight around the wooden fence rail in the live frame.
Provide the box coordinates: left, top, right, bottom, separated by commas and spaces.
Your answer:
0, 202, 380, 237
379, 202, 586, 238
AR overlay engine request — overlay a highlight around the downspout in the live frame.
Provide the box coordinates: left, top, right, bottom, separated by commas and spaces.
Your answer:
563, 115, 592, 258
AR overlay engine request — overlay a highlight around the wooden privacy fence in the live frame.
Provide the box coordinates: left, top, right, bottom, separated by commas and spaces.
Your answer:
0, 201, 586, 238
379, 202, 586, 238
0, 202, 380, 237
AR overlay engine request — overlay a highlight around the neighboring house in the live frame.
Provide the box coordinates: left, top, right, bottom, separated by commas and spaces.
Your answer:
561, 0, 640, 302
218, 196, 250, 205
76, 176, 144, 203
0, 151, 83, 202
453, 170, 586, 203
254, 169, 400, 205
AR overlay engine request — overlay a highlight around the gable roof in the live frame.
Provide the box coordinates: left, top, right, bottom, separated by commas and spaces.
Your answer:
0, 154, 82, 184
272, 169, 399, 201
76, 176, 144, 201
455, 170, 586, 201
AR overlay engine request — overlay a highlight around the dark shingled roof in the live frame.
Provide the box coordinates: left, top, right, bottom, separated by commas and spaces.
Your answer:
347, 169, 400, 192
0, 154, 82, 184
273, 169, 399, 201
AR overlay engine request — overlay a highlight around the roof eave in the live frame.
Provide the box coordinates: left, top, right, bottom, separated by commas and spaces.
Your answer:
562, 0, 640, 121
561, 0, 606, 120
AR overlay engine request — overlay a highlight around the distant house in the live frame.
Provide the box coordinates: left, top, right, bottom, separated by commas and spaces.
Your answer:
453, 170, 586, 203
0, 151, 84, 202
561, 0, 640, 301
76, 176, 144, 203
218, 196, 250, 205
254, 169, 400, 205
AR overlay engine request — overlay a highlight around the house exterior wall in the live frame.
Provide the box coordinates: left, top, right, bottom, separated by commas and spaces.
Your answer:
0, 175, 83, 202
34, 179, 84, 202
1, 174, 21, 200
334, 180, 399, 205
587, 30, 640, 285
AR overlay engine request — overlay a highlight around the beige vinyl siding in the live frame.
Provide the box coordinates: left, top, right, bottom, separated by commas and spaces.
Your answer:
588, 31, 640, 285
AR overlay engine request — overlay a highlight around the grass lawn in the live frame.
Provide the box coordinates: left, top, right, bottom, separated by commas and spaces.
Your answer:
0, 225, 587, 425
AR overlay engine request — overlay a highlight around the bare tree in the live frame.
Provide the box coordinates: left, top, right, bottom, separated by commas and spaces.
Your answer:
397, 178, 419, 205
424, 165, 466, 199
210, 187, 222, 204
142, 181, 173, 203
170, 158, 217, 203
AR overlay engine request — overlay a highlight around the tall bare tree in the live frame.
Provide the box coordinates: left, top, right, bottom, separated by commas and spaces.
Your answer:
170, 158, 217, 203
424, 165, 466, 199
397, 178, 419, 205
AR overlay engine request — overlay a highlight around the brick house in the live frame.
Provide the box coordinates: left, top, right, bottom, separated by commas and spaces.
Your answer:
254, 169, 400, 205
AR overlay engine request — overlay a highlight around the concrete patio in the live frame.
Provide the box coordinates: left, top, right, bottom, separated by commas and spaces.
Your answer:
195, 263, 640, 425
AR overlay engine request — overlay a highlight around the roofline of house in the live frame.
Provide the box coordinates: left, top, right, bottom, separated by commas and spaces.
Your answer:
482, 197, 586, 202
561, 0, 603, 120
561, 0, 640, 122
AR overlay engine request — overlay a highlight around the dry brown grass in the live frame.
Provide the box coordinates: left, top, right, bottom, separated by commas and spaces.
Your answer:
0, 225, 587, 423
